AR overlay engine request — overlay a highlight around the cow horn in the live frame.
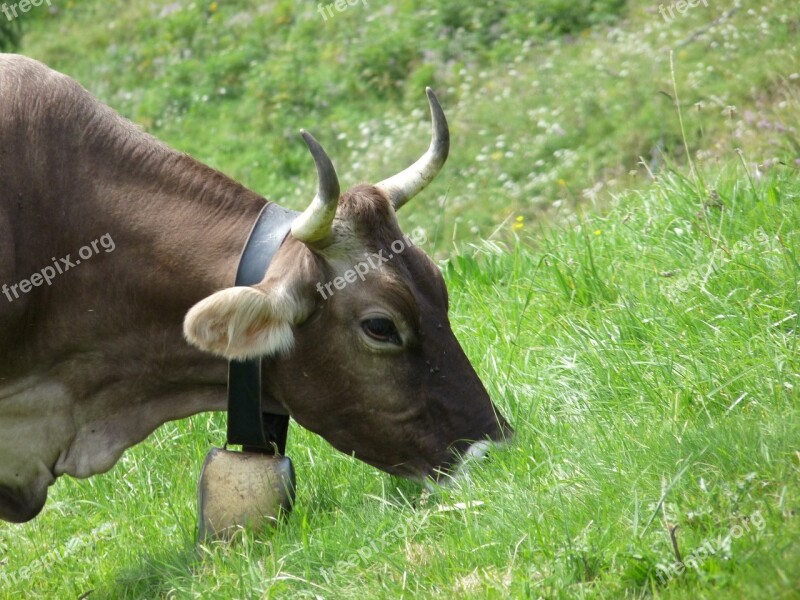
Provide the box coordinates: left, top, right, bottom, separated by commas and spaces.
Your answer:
291, 130, 341, 245
375, 87, 450, 211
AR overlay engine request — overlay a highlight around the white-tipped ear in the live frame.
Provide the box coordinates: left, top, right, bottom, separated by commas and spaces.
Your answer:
183, 286, 296, 360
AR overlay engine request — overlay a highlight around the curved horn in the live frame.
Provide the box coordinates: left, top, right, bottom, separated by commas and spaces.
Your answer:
290, 130, 341, 245
375, 87, 450, 211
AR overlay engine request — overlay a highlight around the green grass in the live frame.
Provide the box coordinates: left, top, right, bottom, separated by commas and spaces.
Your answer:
2, 0, 800, 598
9, 0, 800, 251
2, 166, 798, 599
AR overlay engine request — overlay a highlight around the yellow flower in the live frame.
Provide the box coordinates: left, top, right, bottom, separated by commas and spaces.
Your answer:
594, 229, 602, 236
209, 2, 218, 13
512, 215, 524, 231
557, 178, 566, 187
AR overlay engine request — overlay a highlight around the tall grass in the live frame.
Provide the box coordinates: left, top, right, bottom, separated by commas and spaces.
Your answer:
1, 1, 799, 598
2, 165, 798, 599
12, 0, 800, 248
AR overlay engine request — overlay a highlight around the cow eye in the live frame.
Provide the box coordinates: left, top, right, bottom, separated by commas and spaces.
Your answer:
362, 318, 402, 345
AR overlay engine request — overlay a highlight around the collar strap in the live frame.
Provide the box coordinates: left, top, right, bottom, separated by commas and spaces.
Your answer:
227, 202, 299, 454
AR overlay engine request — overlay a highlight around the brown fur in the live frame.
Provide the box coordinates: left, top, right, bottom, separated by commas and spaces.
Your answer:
0, 55, 509, 523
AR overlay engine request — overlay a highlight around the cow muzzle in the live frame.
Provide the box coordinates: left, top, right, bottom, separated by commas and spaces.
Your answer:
433, 432, 513, 484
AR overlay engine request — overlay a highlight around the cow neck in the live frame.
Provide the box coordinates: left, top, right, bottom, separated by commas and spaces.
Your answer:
227, 202, 299, 455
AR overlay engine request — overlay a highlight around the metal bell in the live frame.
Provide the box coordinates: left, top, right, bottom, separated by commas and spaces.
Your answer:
197, 447, 296, 541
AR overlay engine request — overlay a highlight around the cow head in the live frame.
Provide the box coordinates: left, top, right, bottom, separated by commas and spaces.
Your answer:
184, 89, 511, 479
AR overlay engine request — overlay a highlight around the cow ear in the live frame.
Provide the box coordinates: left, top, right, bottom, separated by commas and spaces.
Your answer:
183, 286, 298, 360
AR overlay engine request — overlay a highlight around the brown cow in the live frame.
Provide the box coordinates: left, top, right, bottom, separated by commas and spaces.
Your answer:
0, 54, 510, 523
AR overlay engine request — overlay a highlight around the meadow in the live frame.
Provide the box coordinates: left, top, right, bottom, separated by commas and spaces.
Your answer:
1, 0, 799, 598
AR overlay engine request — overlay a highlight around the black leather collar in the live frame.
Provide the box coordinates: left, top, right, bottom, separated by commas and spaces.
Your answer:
227, 202, 299, 454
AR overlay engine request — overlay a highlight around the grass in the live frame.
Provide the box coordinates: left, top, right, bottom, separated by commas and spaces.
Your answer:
8, 0, 800, 250
2, 0, 800, 598
2, 166, 798, 599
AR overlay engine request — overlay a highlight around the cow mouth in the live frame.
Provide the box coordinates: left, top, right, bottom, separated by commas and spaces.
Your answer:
370, 437, 509, 483
446, 439, 503, 478
431, 429, 513, 483
0, 484, 46, 523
